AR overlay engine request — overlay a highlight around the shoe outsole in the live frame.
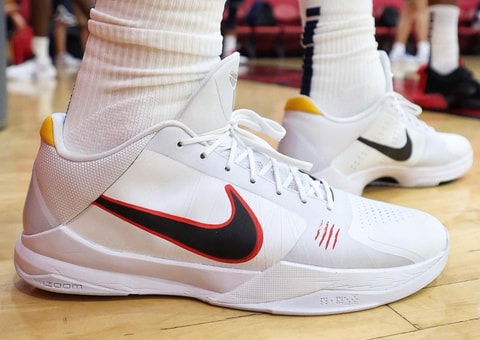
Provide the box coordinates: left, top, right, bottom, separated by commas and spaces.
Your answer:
14, 234, 448, 316
312, 149, 473, 196
14, 53, 452, 317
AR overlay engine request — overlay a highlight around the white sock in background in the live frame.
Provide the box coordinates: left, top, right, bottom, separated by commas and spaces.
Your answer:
416, 40, 430, 64
298, 0, 386, 118
32, 36, 51, 64
222, 34, 237, 57
429, 4, 460, 75
64, 0, 226, 154
390, 42, 407, 59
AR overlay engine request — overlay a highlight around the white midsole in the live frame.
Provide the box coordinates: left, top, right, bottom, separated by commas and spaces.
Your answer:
14, 231, 448, 315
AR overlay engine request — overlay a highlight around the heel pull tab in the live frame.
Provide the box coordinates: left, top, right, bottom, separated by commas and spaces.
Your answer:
285, 96, 322, 115
40, 115, 55, 147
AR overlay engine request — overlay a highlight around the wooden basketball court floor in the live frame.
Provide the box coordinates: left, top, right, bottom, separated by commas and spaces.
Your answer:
1, 56, 479, 339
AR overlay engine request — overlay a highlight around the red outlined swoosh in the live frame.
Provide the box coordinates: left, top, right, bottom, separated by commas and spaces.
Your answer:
93, 185, 263, 263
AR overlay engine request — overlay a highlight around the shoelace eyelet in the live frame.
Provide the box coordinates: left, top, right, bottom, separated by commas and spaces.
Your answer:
178, 109, 334, 207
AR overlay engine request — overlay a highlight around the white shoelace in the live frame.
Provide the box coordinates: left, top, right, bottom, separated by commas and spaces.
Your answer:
178, 109, 334, 209
387, 91, 433, 132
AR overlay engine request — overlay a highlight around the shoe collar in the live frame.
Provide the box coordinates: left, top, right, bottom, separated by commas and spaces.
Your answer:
177, 53, 240, 134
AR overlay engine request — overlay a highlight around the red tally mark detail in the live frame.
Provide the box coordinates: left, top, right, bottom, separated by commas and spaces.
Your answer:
314, 220, 340, 250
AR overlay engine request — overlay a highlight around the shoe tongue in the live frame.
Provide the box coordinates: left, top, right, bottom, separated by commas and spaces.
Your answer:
177, 53, 240, 134
378, 50, 394, 92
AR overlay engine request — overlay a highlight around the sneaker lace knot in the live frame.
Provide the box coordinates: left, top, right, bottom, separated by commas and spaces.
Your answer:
179, 109, 334, 209
387, 92, 433, 132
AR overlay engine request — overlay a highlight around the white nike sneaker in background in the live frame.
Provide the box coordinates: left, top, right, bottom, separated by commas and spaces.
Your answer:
55, 52, 82, 70
6, 58, 57, 81
278, 51, 473, 196
390, 53, 423, 79
15, 53, 449, 315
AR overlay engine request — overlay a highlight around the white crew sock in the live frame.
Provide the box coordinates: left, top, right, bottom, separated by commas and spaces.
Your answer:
390, 42, 406, 59
32, 36, 51, 64
429, 4, 460, 75
298, 0, 386, 117
64, 0, 226, 154
416, 40, 430, 64
223, 34, 237, 57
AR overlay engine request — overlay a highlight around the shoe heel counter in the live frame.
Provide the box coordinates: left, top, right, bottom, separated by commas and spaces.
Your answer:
22, 116, 60, 235
280, 96, 329, 171
23, 166, 59, 235
279, 112, 323, 168
22, 113, 154, 236
284, 96, 322, 115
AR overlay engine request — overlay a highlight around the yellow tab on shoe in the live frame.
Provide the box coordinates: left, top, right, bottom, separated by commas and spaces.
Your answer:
40, 115, 55, 147
285, 96, 322, 115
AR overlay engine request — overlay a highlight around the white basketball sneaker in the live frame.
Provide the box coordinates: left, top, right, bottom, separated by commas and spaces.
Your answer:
15, 53, 449, 315
278, 52, 473, 196
6, 58, 57, 81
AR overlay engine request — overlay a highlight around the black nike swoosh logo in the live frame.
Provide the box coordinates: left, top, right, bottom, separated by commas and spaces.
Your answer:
357, 130, 412, 161
93, 185, 263, 263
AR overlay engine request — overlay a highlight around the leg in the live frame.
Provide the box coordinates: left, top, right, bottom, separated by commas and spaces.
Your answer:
428, 0, 459, 74
6, 0, 57, 80
52, 0, 83, 69
72, 0, 94, 49
64, 0, 225, 153
413, 0, 430, 63
297, 0, 386, 117
414, 0, 480, 114
389, 0, 429, 78
390, 0, 417, 60
14, 0, 452, 316
277, 0, 472, 194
